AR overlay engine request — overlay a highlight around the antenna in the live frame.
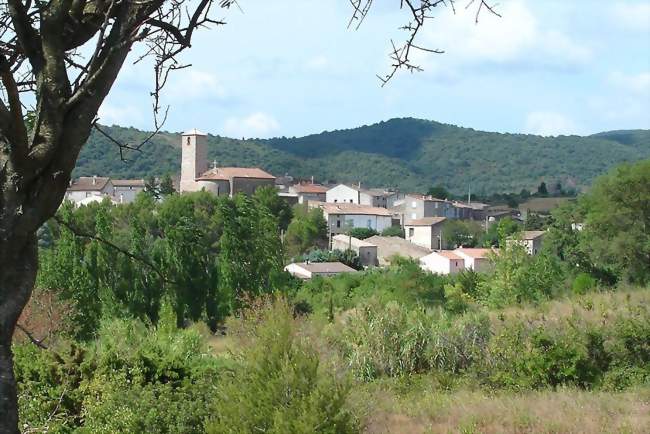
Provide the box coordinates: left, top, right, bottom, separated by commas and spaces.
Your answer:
468, 183, 471, 205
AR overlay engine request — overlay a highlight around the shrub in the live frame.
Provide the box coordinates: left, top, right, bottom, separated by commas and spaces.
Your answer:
348, 227, 378, 240
381, 225, 404, 238
572, 272, 597, 295
206, 298, 358, 434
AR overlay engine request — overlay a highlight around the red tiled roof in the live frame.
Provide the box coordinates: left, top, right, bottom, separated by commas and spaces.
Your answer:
434, 250, 463, 260
292, 184, 329, 194
454, 248, 496, 259
405, 217, 447, 226
112, 179, 145, 187
67, 177, 110, 191
316, 202, 392, 217
197, 167, 275, 181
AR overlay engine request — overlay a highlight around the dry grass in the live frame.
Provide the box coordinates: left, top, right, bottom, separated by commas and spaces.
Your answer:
357, 382, 650, 434
488, 287, 650, 331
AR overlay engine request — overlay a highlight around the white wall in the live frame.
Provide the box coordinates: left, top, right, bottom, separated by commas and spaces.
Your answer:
326, 213, 392, 234
326, 184, 359, 204
284, 263, 311, 279
420, 253, 464, 275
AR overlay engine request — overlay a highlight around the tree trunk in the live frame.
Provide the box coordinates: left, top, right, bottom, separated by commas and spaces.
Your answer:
0, 235, 37, 434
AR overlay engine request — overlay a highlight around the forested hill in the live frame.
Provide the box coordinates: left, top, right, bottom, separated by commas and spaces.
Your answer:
75, 118, 650, 194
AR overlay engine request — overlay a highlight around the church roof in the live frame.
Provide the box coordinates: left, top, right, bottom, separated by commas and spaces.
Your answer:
197, 167, 275, 181
182, 128, 207, 136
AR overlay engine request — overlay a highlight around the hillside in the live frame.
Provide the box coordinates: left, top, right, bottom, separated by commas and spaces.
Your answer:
74, 118, 650, 194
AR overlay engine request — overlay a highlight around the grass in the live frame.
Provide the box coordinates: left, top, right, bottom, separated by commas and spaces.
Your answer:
353, 377, 650, 434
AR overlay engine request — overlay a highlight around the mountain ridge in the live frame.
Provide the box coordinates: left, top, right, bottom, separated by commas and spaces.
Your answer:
75, 117, 650, 194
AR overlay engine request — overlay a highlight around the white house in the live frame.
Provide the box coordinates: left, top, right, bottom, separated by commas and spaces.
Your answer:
454, 248, 495, 273
332, 234, 378, 267
112, 179, 146, 204
326, 184, 396, 208
404, 217, 446, 250
507, 230, 545, 255
312, 202, 393, 235
289, 183, 329, 204
394, 194, 462, 224
65, 176, 113, 203
284, 262, 356, 279
420, 251, 465, 275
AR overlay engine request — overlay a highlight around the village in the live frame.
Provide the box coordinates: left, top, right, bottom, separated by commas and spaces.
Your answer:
64, 128, 546, 279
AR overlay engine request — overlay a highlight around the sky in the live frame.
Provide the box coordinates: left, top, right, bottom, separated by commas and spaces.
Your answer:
98, 0, 650, 138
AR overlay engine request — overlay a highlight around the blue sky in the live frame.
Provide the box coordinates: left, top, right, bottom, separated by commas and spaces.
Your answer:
99, 0, 650, 138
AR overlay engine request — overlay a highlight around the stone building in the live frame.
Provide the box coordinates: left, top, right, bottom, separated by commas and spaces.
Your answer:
65, 176, 113, 203
404, 217, 446, 250
179, 129, 275, 196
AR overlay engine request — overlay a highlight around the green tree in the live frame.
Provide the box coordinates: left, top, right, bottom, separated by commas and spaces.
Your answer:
159, 174, 176, 196
579, 160, 650, 283
381, 225, 404, 237
348, 227, 378, 239
537, 182, 549, 196
426, 184, 450, 199
253, 185, 293, 231
285, 206, 328, 257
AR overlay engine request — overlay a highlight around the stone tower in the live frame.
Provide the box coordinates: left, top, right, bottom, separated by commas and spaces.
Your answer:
180, 129, 208, 193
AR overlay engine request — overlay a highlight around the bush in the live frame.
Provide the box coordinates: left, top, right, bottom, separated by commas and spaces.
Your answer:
206, 298, 358, 433
348, 227, 378, 239
381, 226, 404, 238
572, 272, 597, 295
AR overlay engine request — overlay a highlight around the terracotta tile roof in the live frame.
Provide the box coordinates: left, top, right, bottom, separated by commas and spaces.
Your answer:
433, 250, 464, 260
521, 230, 546, 240
292, 184, 329, 194
332, 234, 377, 248
67, 176, 110, 191
316, 202, 392, 217
365, 236, 432, 261
197, 167, 275, 181
112, 179, 145, 187
294, 262, 356, 274
454, 248, 496, 259
405, 217, 447, 226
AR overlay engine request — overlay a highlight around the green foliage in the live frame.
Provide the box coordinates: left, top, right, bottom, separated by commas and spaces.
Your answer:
74, 120, 650, 195
479, 244, 563, 308
381, 225, 404, 237
293, 260, 448, 317
38, 191, 285, 336
426, 184, 450, 199
285, 205, 327, 256
442, 219, 483, 248
348, 227, 378, 240
205, 299, 358, 434
572, 273, 597, 295
298, 249, 362, 270
15, 316, 224, 433
253, 185, 293, 231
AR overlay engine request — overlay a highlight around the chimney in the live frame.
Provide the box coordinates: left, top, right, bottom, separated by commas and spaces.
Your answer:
213, 159, 217, 169
311, 175, 314, 184
92, 175, 97, 185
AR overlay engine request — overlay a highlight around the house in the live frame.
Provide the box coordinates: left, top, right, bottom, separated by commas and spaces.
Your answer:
112, 179, 146, 204
420, 251, 465, 275
454, 248, 496, 273
326, 184, 398, 208
393, 194, 462, 224
284, 262, 356, 279
65, 176, 113, 203
289, 183, 329, 204
311, 202, 393, 235
179, 129, 275, 196
332, 234, 378, 267
364, 235, 432, 266
507, 230, 546, 255
404, 217, 446, 250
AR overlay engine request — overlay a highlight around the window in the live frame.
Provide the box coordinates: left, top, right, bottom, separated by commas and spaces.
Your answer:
336, 220, 341, 228
334, 199, 338, 203
411, 201, 417, 208
411, 212, 417, 220
409, 228, 414, 237
350, 199, 353, 203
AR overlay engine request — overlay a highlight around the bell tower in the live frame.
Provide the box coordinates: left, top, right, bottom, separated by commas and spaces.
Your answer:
180, 128, 208, 192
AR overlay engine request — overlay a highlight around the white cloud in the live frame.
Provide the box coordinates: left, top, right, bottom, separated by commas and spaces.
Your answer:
222, 112, 280, 138
610, 71, 650, 94
97, 104, 145, 126
413, 0, 591, 73
165, 69, 226, 101
305, 55, 330, 70
524, 111, 580, 136
612, 3, 650, 31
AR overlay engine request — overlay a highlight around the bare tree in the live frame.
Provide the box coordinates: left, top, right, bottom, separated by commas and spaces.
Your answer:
0, 1, 232, 431
350, 0, 500, 85
0, 1, 498, 431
